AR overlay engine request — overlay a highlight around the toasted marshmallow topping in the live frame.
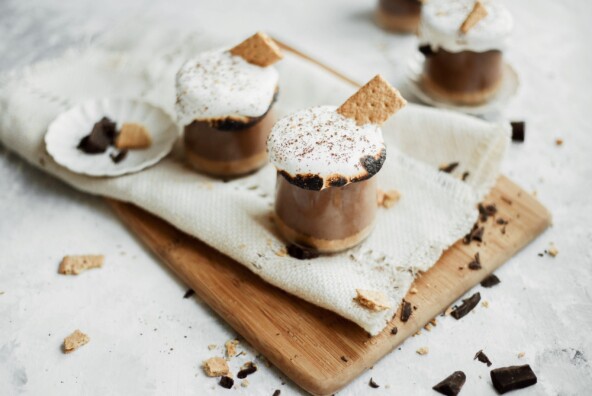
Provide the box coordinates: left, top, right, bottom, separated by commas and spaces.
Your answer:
419, 0, 513, 53
175, 49, 279, 126
267, 106, 386, 189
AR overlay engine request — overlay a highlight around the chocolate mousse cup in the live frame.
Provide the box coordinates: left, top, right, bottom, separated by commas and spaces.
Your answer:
418, 0, 513, 105
175, 32, 283, 178
376, 0, 422, 33
183, 104, 276, 177
267, 75, 406, 254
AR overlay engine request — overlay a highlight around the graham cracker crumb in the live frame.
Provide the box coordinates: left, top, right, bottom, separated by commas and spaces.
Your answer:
429, 318, 437, 326
555, 138, 563, 146
59, 255, 104, 275
481, 300, 489, 308
460, 0, 488, 33
354, 289, 390, 312
203, 357, 229, 377
275, 247, 288, 257
518, 352, 526, 358
377, 189, 385, 206
115, 123, 152, 149
409, 287, 418, 295
382, 189, 401, 208
63, 329, 89, 353
225, 339, 239, 359
241, 379, 249, 387
548, 245, 559, 257
337, 75, 406, 126
424, 323, 433, 331
416, 347, 429, 355
230, 32, 283, 67
414, 329, 422, 336
444, 306, 454, 316
208, 344, 217, 351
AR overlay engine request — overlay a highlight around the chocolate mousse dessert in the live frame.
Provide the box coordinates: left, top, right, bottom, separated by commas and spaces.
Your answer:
376, 0, 422, 34
267, 75, 406, 253
175, 32, 283, 177
418, 0, 513, 105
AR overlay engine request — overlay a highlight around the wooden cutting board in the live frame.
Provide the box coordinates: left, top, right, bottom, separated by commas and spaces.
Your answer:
108, 44, 551, 395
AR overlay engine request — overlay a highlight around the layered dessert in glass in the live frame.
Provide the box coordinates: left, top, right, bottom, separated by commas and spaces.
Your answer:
267, 75, 406, 253
175, 32, 283, 177
418, 0, 513, 105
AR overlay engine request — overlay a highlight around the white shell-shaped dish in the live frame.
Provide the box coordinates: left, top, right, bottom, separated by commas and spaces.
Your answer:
45, 98, 179, 177
405, 54, 519, 116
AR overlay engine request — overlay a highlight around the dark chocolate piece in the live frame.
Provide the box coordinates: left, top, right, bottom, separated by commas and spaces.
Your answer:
400, 300, 412, 322
468, 252, 482, 270
183, 289, 195, 299
481, 274, 500, 288
419, 45, 434, 57
451, 292, 481, 320
474, 350, 492, 367
77, 117, 117, 154
478, 203, 498, 222
462, 171, 470, 181
391, 327, 398, 335
510, 121, 525, 143
219, 376, 234, 389
490, 365, 537, 394
286, 244, 320, 260
237, 362, 257, 379
272, 390, 281, 396
368, 377, 380, 388
432, 371, 466, 396
110, 150, 128, 163
439, 162, 459, 174
463, 223, 484, 244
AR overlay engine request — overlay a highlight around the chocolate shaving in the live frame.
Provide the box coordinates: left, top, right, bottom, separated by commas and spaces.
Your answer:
451, 292, 481, 320
432, 371, 466, 396
286, 245, 319, 260
490, 365, 537, 394
419, 45, 434, 57
511, 121, 525, 142
78, 117, 117, 154
219, 376, 234, 389
468, 252, 482, 270
474, 350, 492, 367
481, 274, 500, 288
478, 203, 497, 222
272, 390, 281, 396
461, 171, 470, 181
340, 356, 348, 362
109, 150, 128, 163
237, 362, 257, 379
400, 300, 412, 322
183, 289, 195, 299
439, 162, 459, 174
391, 327, 398, 335
463, 223, 484, 244
368, 377, 380, 388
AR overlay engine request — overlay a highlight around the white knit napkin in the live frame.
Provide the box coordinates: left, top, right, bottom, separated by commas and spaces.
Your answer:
0, 28, 509, 335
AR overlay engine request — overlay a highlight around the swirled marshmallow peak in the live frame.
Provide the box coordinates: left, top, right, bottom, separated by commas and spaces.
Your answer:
419, 0, 513, 53
267, 106, 387, 190
175, 49, 279, 126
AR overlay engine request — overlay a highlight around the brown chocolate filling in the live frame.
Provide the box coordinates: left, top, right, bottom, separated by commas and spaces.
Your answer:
422, 48, 503, 94
379, 0, 421, 16
279, 148, 387, 191
275, 173, 377, 242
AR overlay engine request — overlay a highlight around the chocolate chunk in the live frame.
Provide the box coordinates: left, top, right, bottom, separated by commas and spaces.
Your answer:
490, 365, 537, 394
400, 300, 412, 322
474, 350, 492, 367
481, 274, 500, 288
439, 162, 459, 174
219, 376, 234, 389
463, 223, 484, 244
272, 390, 281, 396
183, 289, 195, 299
478, 203, 497, 222
286, 245, 319, 260
468, 252, 482, 270
110, 150, 128, 163
237, 362, 257, 379
511, 121, 525, 143
391, 327, 398, 335
462, 171, 470, 181
77, 117, 117, 154
368, 377, 380, 388
451, 292, 481, 320
419, 45, 434, 57
432, 371, 466, 396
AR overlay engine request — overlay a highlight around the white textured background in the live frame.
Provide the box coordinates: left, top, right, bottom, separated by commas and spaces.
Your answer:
1, 0, 591, 395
